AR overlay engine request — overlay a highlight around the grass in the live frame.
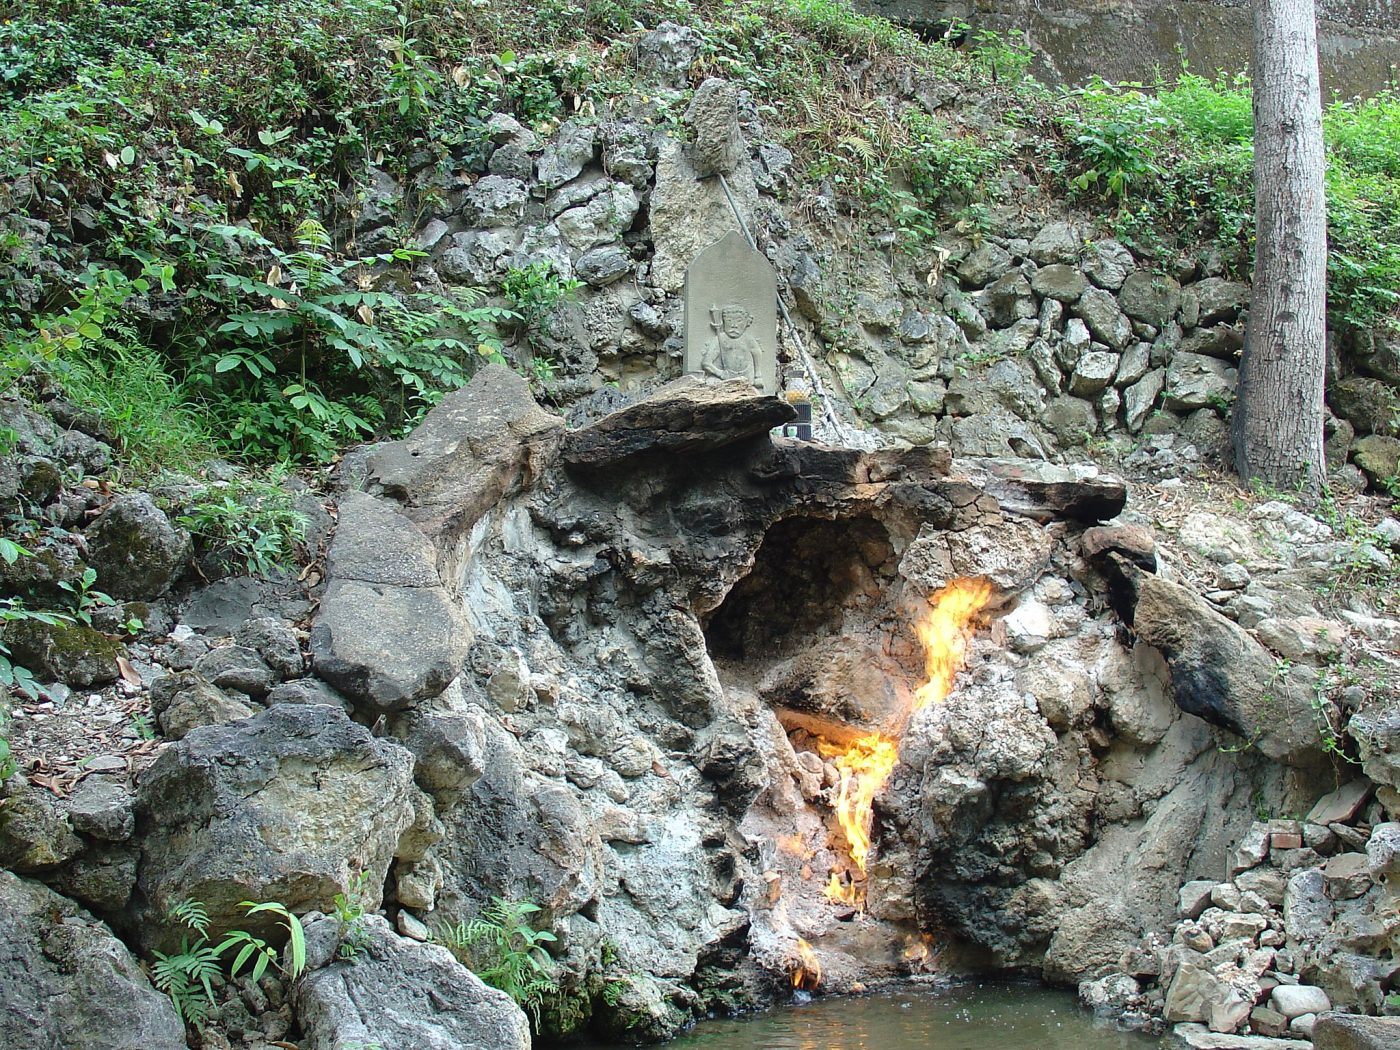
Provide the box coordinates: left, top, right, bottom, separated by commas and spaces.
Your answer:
55, 341, 214, 476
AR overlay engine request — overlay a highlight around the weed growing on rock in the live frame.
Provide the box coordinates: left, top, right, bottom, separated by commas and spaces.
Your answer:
151, 897, 307, 1028
435, 897, 558, 1025
56, 566, 116, 626
176, 477, 307, 577
332, 871, 374, 961
500, 262, 581, 349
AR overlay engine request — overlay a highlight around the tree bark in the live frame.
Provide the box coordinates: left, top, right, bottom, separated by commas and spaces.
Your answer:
1233, 0, 1328, 495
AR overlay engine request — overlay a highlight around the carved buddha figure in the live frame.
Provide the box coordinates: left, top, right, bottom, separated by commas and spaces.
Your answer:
701, 304, 767, 392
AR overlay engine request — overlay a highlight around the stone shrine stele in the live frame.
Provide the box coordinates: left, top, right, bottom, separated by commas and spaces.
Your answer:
683, 231, 778, 395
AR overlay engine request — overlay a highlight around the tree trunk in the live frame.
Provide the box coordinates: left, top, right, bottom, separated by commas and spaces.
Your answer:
1233, 0, 1328, 494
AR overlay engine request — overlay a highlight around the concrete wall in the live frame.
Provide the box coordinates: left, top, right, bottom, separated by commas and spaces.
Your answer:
862, 0, 1400, 97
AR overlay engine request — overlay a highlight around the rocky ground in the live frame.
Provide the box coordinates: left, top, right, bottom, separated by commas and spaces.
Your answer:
3, 365, 1399, 1050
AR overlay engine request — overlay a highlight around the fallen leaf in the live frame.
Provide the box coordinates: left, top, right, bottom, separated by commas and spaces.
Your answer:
116, 656, 143, 687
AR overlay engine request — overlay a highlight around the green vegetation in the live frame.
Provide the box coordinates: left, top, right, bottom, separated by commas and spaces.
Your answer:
175, 475, 308, 577
56, 565, 116, 626
0, 0, 1397, 490
331, 871, 374, 961
435, 897, 559, 1026
151, 898, 308, 1028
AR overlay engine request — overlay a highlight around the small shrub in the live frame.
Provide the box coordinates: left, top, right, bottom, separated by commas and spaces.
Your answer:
177, 476, 307, 577
1, 544, 71, 701
151, 898, 307, 1028
332, 871, 374, 961
499, 262, 579, 348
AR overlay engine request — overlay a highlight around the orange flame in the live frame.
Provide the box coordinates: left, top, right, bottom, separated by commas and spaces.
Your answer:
817, 732, 898, 878
816, 579, 992, 907
791, 937, 821, 991
912, 577, 994, 717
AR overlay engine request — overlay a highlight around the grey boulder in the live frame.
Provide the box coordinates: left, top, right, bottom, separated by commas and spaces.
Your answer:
134, 704, 430, 945
0, 870, 186, 1050
536, 120, 596, 190
84, 492, 190, 599
560, 377, 795, 471
461, 175, 526, 227
1117, 569, 1323, 764
685, 78, 746, 177
312, 580, 470, 712
1072, 287, 1132, 351
1164, 353, 1237, 412
1312, 1013, 1400, 1049
633, 20, 704, 84
295, 915, 530, 1050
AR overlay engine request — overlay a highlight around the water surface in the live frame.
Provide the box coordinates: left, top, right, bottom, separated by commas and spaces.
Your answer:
580, 981, 1163, 1050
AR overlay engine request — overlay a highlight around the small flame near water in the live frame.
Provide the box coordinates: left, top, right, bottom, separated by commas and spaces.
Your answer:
819, 578, 993, 908
791, 937, 822, 991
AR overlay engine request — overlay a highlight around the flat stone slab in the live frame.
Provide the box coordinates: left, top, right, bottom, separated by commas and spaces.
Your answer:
683, 231, 779, 394
561, 377, 795, 471
1313, 1012, 1400, 1049
367, 364, 562, 543
957, 457, 1129, 523
1169, 1023, 1308, 1049
1306, 780, 1372, 826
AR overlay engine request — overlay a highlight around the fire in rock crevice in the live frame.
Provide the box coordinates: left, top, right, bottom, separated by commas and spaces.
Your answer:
817, 577, 993, 908
790, 937, 822, 991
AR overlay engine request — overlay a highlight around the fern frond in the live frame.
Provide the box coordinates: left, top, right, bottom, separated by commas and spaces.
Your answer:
169, 899, 210, 936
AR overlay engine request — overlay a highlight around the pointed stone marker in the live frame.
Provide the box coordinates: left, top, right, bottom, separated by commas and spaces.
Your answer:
683, 231, 778, 395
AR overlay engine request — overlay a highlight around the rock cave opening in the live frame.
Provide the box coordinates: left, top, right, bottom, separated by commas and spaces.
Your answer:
702, 512, 998, 989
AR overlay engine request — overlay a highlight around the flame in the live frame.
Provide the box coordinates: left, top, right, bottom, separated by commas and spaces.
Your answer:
791, 937, 821, 991
912, 577, 994, 716
817, 732, 898, 879
816, 579, 992, 908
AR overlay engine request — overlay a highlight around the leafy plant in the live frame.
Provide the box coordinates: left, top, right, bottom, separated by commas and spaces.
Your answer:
435, 898, 558, 1025
1, 586, 70, 701
151, 898, 307, 1028
202, 220, 512, 459
499, 262, 579, 348
56, 566, 116, 626
1061, 80, 1170, 200
332, 871, 374, 961
151, 900, 225, 1028
177, 476, 307, 577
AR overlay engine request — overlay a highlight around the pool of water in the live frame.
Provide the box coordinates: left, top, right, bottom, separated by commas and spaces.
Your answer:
575, 981, 1164, 1050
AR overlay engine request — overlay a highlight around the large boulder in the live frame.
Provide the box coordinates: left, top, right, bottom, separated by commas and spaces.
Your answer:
83, 492, 190, 599
633, 21, 704, 84
535, 120, 596, 190
0, 618, 123, 687
1312, 1013, 1400, 1049
1351, 434, 1400, 486
312, 581, 469, 712
311, 491, 470, 712
0, 870, 186, 1049
134, 704, 431, 945
1330, 377, 1399, 437
1114, 569, 1322, 763
1350, 699, 1400, 790
1119, 271, 1182, 327
294, 914, 531, 1050
648, 138, 760, 292
366, 365, 563, 543
685, 78, 746, 177
1165, 353, 1237, 412
1072, 287, 1132, 351
0, 781, 83, 873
